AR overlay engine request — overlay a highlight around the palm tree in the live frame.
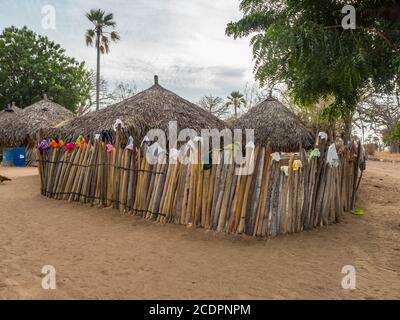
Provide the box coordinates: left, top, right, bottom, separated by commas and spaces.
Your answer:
226, 91, 246, 118
85, 9, 120, 111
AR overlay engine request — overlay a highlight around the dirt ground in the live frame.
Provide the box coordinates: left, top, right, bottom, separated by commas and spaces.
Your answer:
0, 161, 399, 300
373, 151, 400, 162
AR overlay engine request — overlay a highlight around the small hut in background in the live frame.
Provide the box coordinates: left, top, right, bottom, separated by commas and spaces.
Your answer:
0, 102, 22, 139
0, 95, 75, 165
233, 97, 315, 152
59, 76, 226, 143
0, 102, 23, 161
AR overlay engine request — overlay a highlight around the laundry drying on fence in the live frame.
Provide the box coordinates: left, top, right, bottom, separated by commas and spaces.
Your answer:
36, 131, 363, 238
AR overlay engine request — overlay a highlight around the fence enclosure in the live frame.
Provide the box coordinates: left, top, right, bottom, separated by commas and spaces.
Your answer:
36, 135, 361, 238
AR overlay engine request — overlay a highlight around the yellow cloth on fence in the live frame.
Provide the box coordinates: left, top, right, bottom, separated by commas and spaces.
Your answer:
293, 160, 303, 171
280, 166, 289, 176
280, 160, 302, 176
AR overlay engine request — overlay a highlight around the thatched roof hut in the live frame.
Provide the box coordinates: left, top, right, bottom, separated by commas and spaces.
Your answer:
0, 96, 75, 146
59, 76, 227, 142
0, 102, 23, 146
232, 97, 315, 152
0, 102, 22, 121
0, 102, 22, 113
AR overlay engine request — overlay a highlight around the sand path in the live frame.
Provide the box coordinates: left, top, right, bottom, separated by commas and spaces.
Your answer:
0, 161, 399, 299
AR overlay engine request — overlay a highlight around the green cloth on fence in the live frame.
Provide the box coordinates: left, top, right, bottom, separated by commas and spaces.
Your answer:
310, 148, 321, 159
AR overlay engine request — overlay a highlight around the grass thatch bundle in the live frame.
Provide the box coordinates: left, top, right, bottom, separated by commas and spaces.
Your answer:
58, 76, 227, 142
233, 97, 315, 152
0, 96, 75, 146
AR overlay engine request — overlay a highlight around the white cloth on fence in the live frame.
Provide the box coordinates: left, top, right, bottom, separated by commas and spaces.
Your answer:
318, 132, 328, 141
113, 119, 125, 131
141, 135, 150, 147
271, 152, 281, 162
147, 142, 166, 163
327, 143, 340, 167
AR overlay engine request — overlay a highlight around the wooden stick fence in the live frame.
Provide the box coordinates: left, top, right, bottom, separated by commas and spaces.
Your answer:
36, 137, 361, 238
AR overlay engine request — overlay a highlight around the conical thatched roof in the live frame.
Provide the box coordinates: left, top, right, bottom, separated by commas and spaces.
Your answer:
0, 103, 23, 146
0, 103, 22, 120
0, 96, 75, 146
233, 97, 315, 152
59, 76, 227, 142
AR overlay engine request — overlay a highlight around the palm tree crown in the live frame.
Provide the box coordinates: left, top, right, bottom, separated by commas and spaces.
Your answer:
85, 9, 120, 54
226, 91, 246, 118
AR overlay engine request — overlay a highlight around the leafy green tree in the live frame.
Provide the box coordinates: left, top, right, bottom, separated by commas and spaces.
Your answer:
227, 0, 400, 140
387, 122, 400, 152
0, 26, 91, 111
85, 9, 120, 111
391, 123, 400, 140
226, 91, 246, 118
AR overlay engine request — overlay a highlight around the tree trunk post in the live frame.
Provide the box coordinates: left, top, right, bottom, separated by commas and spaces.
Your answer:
96, 30, 101, 111
342, 113, 353, 144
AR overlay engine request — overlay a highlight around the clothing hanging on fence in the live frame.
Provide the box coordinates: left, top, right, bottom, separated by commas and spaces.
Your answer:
106, 144, 114, 153
147, 142, 166, 163
37, 138, 358, 239
293, 160, 303, 171
318, 132, 328, 141
327, 143, 340, 168
125, 136, 134, 150
38, 140, 50, 153
310, 148, 321, 159
49, 139, 64, 149
271, 152, 281, 162
280, 165, 289, 176
141, 135, 150, 147
75, 135, 86, 148
113, 119, 125, 131
101, 130, 112, 143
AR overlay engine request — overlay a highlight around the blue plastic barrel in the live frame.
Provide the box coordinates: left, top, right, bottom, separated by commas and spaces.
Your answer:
13, 147, 26, 167
2, 148, 14, 166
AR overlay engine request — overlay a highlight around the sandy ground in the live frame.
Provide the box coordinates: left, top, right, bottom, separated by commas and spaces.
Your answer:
0, 162, 399, 300
373, 151, 400, 162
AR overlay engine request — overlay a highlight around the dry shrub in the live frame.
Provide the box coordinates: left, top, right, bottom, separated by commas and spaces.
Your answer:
364, 143, 378, 156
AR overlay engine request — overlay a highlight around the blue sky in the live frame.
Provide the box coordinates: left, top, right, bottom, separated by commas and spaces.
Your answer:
0, 0, 255, 102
